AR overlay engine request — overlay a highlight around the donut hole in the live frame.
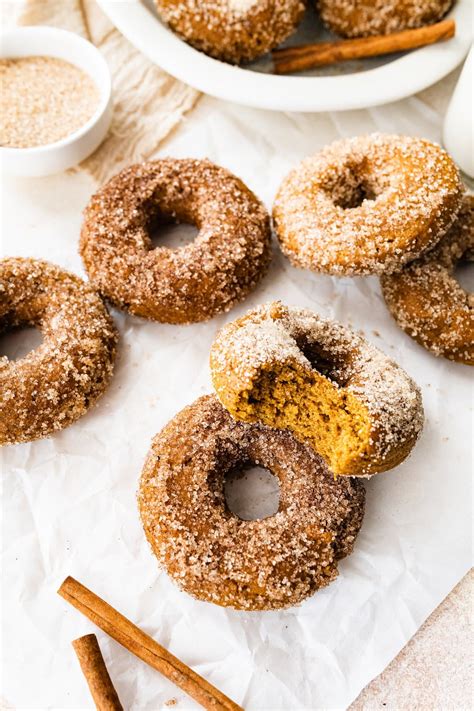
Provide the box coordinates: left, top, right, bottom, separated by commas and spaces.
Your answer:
146, 213, 199, 251
0, 324, 43, 361
321, 161, 381, 210
295, 337, 350, 386
224, 464, 280, 521
334, 181, 377, 210
454, 259, 474, 293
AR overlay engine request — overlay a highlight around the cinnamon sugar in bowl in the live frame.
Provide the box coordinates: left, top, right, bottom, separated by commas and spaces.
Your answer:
0, 26, 112, 177
1, 56, 100, 149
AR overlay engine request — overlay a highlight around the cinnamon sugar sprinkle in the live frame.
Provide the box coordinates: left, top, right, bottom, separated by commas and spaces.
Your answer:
153, 0, 305, 63
317, 0, 453, 37
0, 258, 117, 445
381, 194, 474, 363
211, 303, 424, 468
273, 133, 462, 276
227, 0, 258, 12
139, 395, 365, 610
80, 159, 271, 324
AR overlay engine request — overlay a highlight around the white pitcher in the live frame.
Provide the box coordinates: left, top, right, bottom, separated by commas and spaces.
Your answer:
443, 45, 474, 179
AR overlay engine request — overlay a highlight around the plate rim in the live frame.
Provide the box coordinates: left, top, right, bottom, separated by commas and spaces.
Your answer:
96, 0, 472, 112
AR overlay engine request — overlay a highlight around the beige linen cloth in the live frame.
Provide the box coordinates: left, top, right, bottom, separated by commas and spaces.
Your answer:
13, 0, 200, 182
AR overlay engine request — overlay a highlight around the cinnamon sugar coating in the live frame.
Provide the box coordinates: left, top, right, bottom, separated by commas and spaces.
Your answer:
154, 0, 306, 64
381, 195, 474, 365
316, 0, 453, 38
0, 258, 117, 445
80, 159, 272, 324
210, 302, 423, 476
138, 395, 365, 610
273, 133, 463, 276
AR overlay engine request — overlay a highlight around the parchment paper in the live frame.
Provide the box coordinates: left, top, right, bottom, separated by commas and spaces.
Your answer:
1, 88, 472, 710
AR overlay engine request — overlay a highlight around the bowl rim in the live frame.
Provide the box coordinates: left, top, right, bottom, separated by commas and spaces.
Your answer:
95, 0, 472, 112
0, 26, 112, 155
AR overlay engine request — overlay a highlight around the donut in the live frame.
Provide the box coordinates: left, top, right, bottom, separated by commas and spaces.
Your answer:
138, 394, 365, 610
273, 133, 463, 276
381, 195, 474, 365
154, 0, 306, 64
210, 302, 424, 476
0, 258, 117, 446
316, 0, 453, 38
80, 159, 272, 325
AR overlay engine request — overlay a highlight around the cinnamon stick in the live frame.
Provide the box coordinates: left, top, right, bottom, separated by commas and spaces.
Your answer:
58, 577, 243, 711
272, 19, 455, 74
72, 634, 124, 711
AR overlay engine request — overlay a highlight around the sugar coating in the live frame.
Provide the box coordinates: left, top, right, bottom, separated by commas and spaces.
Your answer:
138, 394, 366, 610
381, 195, 474, 364
153, 0, 305, 64
80, 159, 272, 325
0, 57, 99, 149
210, 302, 424, 473
0, 258, 117, 445
273, 133, 463, 276
228, 0, 258, 11
316, 0, 453, 38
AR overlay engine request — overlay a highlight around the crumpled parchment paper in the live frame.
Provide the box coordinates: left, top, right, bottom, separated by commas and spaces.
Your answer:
1, 89, 472, 710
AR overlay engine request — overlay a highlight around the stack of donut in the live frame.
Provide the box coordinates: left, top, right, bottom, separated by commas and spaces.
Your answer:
273, 133, 473, 364
152, 0, 454, 64
140, 300, 424, 610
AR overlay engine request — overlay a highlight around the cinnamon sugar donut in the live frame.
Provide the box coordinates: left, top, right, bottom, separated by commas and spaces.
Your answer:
139, 394, 365, 610
154, 0, 306, 64
210, 302, 424, 476
381, 195, 474, 365
80, 159, 272, 325
316, 0, 453, 38
273, 134, 463, 276
0, 258, 117, 445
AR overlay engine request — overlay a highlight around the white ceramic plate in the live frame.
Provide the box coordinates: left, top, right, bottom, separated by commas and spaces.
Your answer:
97, 0, 472, 112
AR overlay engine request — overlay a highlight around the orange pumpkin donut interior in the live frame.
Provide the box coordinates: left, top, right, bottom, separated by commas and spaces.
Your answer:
210, 302, 424, 476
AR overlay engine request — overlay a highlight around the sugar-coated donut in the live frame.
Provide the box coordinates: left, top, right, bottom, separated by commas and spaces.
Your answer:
381, 195, 474, 365
154, 0, 306, 64
0, 258, 117, 445
316, 0, 453, 38
273, 134, 463, 276
80, 159, 272, 325
139, 394, 365, 610
210, 302, 424, 476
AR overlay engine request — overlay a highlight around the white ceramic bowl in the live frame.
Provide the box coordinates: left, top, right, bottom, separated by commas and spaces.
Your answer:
97, 0, 472, 112
0, 26, 112, 177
